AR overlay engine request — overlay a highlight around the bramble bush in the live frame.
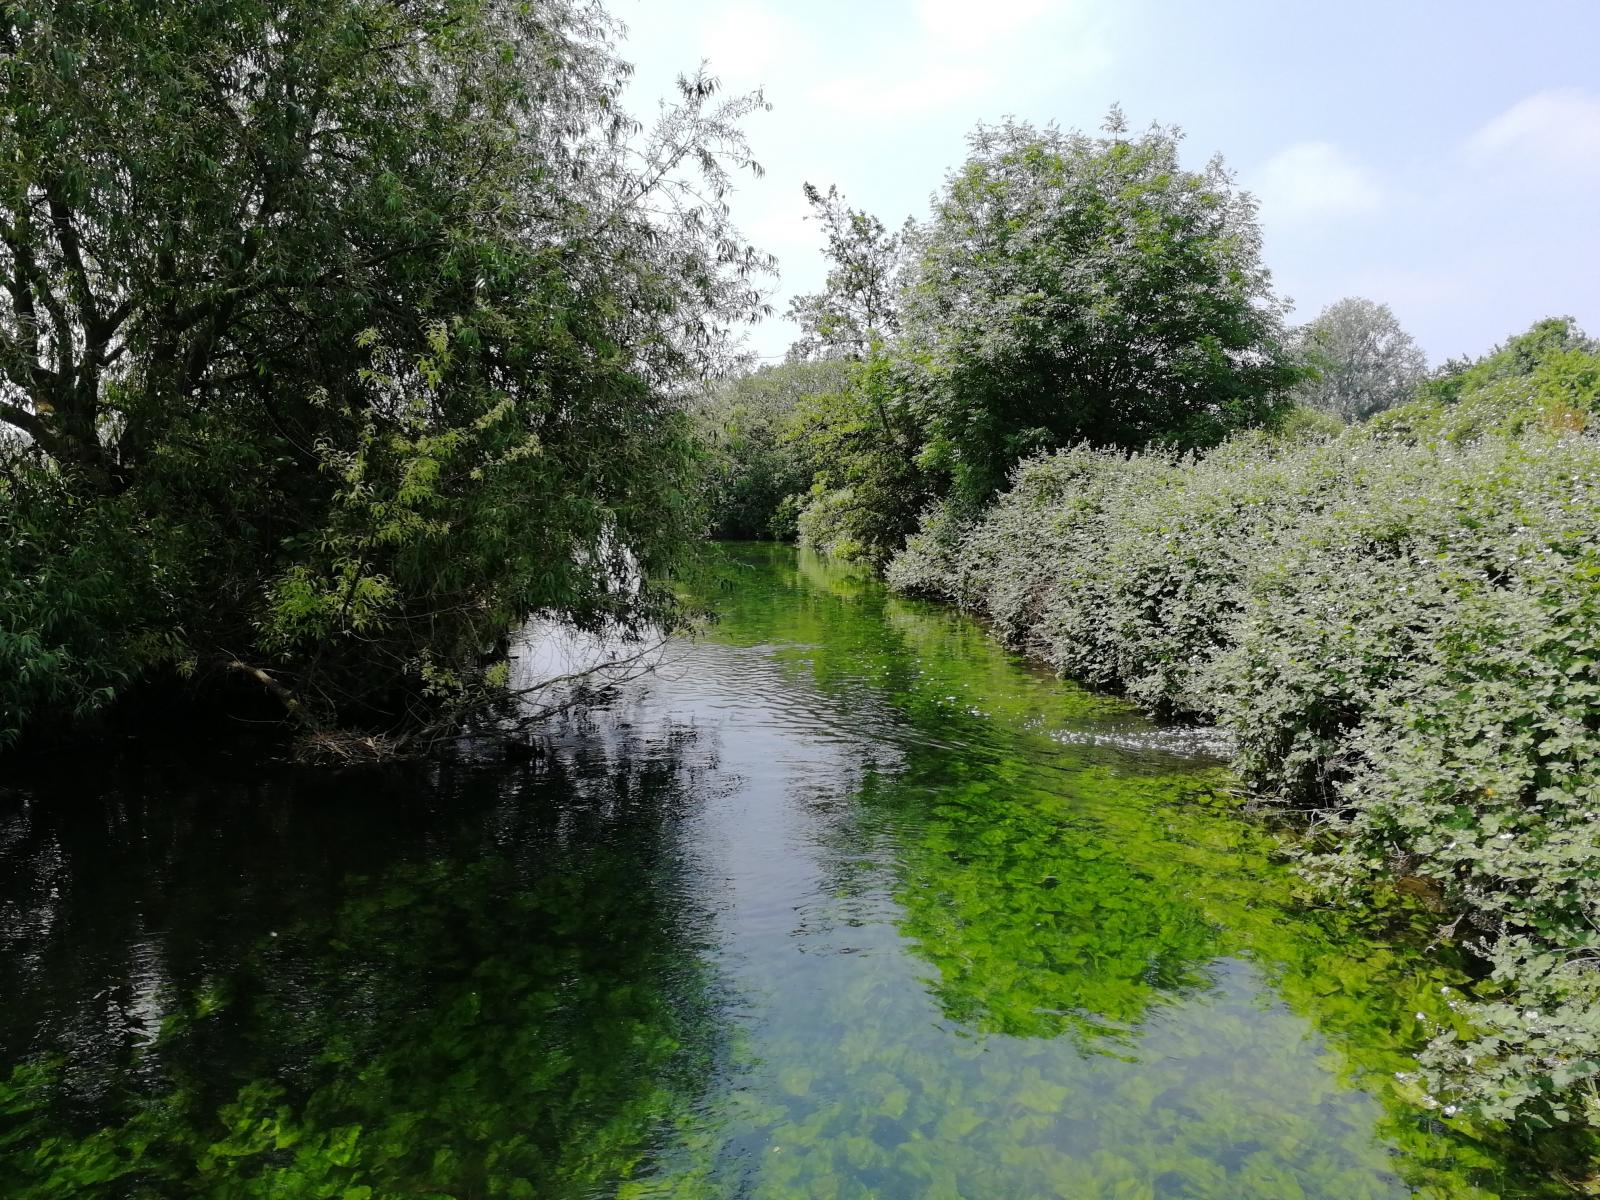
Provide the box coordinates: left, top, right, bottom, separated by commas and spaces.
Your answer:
889, 347, 1600, 1140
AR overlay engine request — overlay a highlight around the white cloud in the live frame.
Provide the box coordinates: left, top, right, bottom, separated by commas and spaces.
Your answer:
743, 193, 823, 255
809, 64, 992, 120
700, 3, 795, 83
1468, 88, 1600, 174
1345, 267, 1485, 312
1252, 142, 1384, 221
917, 0, 1059, 46
809, 0, 1102, 121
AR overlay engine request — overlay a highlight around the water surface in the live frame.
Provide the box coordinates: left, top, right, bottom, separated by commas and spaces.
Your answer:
0, 544, 1561, 1197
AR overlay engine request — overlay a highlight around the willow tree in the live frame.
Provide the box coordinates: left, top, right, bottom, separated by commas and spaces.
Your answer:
0, 0, 770, 747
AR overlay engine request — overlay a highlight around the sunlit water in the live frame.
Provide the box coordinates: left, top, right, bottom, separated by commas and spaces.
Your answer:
0, 544, 1568, 1198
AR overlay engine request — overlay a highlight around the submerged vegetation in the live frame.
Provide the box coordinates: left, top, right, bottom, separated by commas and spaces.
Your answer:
685, 83, 1600, 1165
1, 546, 1586, 1198
2, 0, 1597, 1188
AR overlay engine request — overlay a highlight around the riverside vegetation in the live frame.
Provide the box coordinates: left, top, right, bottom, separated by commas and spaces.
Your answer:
0, 0, 769, 755
4, 0, 1599, 1190
0, 546, 1589, 1198
695, 133, 1600, 1178
889, 340, 1600, 1137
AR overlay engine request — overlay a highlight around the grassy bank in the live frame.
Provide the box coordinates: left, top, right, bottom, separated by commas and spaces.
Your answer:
889, 420, 1600, 1146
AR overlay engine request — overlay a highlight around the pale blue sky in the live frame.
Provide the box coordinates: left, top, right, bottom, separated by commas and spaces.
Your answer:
618, 0, 1599, 366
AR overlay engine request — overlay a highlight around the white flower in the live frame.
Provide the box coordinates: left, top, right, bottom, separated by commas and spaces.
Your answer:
1415, 1011, 1427, 1021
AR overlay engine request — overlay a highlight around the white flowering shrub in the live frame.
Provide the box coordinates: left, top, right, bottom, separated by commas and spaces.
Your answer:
890, 427, 1600, 1135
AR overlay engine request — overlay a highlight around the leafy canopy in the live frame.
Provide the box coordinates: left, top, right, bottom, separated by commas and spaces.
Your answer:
0, 0, 770, 745
784, 183, 908, 363
901, 111, 1299, 508
694, 359, 850, 540
1290, 296, 1428, 422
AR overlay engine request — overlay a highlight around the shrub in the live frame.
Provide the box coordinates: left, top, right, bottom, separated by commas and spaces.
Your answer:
794, 486, 869, 562
788, 353, 931, 564
890, 424, 1600, 1138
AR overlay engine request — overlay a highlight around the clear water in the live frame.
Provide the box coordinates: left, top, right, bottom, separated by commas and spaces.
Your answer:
0, 544, 1570, 1198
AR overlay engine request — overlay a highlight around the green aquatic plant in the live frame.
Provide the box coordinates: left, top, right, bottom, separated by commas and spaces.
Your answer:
0, 743, 728, 1200
670, 543, 1588, 1196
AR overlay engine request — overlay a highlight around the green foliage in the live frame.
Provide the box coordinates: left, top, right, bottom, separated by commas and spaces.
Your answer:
788, 353, 930, 563
1290, 297, 1428, 422
0, 0, 770, 743
694, 360, 849, 540
784, 184, 908, 362
1273, 403, 1348, 442
890, 404, 1600, 1139
1418, 318, 1599, 408
901, 112, 1299, 509
719, 111, 1299, 572
0, 459, 168, 746
1374, 324, 1600, 444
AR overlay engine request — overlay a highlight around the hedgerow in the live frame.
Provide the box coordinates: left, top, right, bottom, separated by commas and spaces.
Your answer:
890, 423, 1600, 1140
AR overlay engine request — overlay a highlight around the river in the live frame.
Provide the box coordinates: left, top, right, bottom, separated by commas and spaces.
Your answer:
0, 544, 1565, 1197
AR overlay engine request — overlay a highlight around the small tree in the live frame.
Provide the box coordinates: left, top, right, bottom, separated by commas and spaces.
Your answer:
785, 184, 908, 361
1291, 298, 1427, 421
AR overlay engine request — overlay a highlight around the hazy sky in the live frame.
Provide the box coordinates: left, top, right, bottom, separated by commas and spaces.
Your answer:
616, 0, 1599, 367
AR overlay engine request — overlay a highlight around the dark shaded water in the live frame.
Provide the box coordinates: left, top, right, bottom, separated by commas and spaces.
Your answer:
0, 545, 1566, 1197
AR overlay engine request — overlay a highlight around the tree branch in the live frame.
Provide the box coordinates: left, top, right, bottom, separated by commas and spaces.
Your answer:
0, 399, 53, 448
45, 186, 103, 331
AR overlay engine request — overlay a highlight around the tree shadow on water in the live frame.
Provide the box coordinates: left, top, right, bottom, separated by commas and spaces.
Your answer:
0, 717, 730, 1200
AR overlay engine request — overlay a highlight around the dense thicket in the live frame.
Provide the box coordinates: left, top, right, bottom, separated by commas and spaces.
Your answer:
693, 360, 848, 540
0, 0, 768, 749
700, 115, 1301, 561
890, 323, 1600, 1137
